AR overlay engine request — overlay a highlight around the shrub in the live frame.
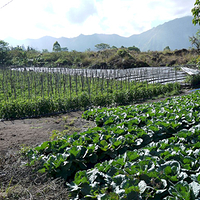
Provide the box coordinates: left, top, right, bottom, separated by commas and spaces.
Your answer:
186, 74, 200, 87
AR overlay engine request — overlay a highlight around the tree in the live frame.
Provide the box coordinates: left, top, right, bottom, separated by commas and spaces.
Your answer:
191, 0, 200, 25
95, 43, 110, 50
117, 49, 128, 58
42, 49, 49, 53
8, 45, 28, 66
163, 46, 171, 51
189, 30, 200, 52
128, 45, 141, 52
0, 40, 9, 65
27, 46, 37, 52
111, 46, 117, 49
53, 41, 61, 52
0, 40, 9, 51
191, 2, 200, 52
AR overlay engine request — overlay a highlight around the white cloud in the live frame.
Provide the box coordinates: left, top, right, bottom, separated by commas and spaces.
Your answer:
0, 0, 196, 40
67, 0, 97, 24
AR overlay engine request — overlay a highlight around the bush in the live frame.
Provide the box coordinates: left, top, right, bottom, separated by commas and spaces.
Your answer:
79, 92, 91, 108
114, 91, 128, 105
92, 93, 112, 107
186, 74, 200, 87
117, 49, 128, 58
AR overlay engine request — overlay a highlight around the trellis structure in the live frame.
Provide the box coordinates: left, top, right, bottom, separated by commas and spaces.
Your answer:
15, 66, 188, 85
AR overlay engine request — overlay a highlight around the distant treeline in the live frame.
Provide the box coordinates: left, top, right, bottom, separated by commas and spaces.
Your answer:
0, 39, 199, 69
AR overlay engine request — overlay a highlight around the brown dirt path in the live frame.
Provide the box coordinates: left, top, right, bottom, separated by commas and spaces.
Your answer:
0, 111, 95, 156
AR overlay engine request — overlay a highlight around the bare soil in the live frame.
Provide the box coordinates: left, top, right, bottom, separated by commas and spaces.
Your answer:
0, 111, 95, 200
0, 111, 95, 156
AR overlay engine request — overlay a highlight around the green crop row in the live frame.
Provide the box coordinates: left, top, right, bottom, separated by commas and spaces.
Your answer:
0, 68, 180, 119
25, 91, 200, 199
69, 126, 200, 199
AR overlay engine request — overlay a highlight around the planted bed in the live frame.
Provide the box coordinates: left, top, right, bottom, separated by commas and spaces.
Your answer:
25, 90, 200, 199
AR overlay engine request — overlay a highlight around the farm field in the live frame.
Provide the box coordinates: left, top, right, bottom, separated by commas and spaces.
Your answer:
0, 67, 181, 120
24, 90, 200, 199
0, 92, 188, 200
0, 65, 199, 199
0, 35, 200, 199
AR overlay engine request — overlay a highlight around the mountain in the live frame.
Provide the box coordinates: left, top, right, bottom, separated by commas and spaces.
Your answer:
131, 16, 199, 51
5, 16, 200, 52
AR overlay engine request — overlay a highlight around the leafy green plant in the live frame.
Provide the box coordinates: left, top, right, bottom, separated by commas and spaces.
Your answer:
24, 91, 200, 199
185, 74, 200, 87
0, 68, 181, 119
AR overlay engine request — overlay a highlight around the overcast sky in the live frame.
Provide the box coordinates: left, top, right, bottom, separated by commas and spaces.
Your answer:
0, 0, 196, 40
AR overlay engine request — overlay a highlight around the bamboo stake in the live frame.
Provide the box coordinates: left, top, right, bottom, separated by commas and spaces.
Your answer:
34, 72, 37, 100
101, 71, 104, 94
81, 71, 84, 91
28, 75, 30, 100
1, 68, 6, 101
86, 70, 91, 98
69, 73, 72, 100
75, 72, 78, 96
41, 74, 44, 99
47, 71, 50, 97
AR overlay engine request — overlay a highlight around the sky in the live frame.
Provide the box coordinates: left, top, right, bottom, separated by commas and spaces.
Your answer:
0, 0, 196, 40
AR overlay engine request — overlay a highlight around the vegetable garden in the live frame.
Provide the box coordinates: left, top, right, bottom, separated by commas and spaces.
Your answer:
0, 67, 180, 119
25, 91, 200, 199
